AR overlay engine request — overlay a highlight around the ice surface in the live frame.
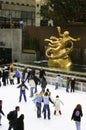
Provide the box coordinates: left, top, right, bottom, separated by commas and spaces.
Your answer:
0, 80, 86, 130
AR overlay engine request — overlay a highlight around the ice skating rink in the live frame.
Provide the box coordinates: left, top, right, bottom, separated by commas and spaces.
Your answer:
0, 81, 86, 130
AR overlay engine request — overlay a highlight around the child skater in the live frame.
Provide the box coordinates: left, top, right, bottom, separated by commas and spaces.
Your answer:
17, 80, 28, 102
0, 100, 5, 125
71, 104, 83, 130
53, 95, 64, 115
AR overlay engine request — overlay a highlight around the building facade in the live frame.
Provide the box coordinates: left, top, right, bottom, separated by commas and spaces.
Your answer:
0, 0, 86, 27
0, 0, 50, 27
0, 0, 36, 28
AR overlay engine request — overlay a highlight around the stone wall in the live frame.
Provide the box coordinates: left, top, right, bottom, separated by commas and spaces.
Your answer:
1, 0, 35, 5
0, 29, 37, 64
0, 29, 22, 62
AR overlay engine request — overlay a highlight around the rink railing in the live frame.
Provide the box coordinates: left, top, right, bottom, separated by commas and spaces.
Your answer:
45, 74, 86, 92
13, 63, 86, 92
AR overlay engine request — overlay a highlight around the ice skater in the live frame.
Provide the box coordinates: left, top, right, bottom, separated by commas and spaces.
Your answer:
33, 91, 43, 118
41, 76, 47, 93
55, 75, 63, 89
14, 114, 24, 130
0, 100, 5, 125
7, 106, 20, 130
66, 77, 70, 92
53, 95, 64, 115
70, 78, 76, 92
71, 104, 83, 130
29, 76, 35, 97
42, 92, 54, 120
17, 81, 28, 102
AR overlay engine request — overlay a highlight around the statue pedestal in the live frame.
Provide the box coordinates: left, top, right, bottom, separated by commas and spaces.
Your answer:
48, 57, 72, 70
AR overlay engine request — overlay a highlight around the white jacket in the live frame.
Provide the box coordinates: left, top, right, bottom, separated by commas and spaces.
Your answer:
29, 79, 35, 88
9, 71, 15, 80
54, 97, 63, 110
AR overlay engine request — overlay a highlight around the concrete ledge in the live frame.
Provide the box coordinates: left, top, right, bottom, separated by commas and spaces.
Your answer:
22, 49, 36, 54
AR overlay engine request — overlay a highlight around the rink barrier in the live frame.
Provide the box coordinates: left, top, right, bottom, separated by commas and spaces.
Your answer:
42, 71, 86, 92
13, 62, 86, 92
45, 74, 86, 92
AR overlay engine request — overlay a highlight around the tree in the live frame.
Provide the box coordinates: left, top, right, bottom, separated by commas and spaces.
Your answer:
40, 0, 85, 26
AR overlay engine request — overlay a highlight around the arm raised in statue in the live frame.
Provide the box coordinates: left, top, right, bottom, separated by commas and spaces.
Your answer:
57, 26, 64, 37
57, 26, 81, 42
69, 37, 80, 42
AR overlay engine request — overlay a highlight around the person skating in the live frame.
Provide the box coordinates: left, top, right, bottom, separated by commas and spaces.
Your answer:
7, 106, 20, 130
39, 67, 46, 80
9, 69, 15, 85
66, 77, 70, 92
71, 104, 83, 130
17, 81, 28, 102
0, 100, 5, 125
42, 92, 54, 120
53, 95, 64, 115
0, 67, 2, 86
33, 91, 43, 118
15, 68, 21, 84
14, 114, 24, 130
41, 76, 47, 93
32, 70, 40, 94
70, 78, 76, 92
29, 76, 35, 97
55, 75, 63, 89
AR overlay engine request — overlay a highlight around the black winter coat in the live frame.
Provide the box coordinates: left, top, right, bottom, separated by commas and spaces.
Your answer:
14, 114, 24, 130
71, 109, 83, 122
0, 105, 5, 115
41, 77, 47, 88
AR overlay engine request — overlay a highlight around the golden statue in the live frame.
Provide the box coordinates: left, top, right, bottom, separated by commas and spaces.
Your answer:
44, 26, 80, 69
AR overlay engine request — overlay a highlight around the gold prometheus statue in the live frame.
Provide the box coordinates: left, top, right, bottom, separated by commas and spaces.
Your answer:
44, 26, 80, 70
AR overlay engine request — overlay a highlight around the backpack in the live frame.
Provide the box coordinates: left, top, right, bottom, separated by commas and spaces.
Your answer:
7, 111, 14, 120
75, 110, 80, 117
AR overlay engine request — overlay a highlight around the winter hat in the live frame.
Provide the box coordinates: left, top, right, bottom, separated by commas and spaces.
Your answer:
56, 95, 59, 98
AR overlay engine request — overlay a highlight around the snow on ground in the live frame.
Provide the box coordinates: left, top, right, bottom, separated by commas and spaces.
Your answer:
0, 80, 86, 130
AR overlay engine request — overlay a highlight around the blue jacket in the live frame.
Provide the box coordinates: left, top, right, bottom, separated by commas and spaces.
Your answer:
33, 96, 42, 103
43, 96, 54, 105
15, 69, 21, 78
